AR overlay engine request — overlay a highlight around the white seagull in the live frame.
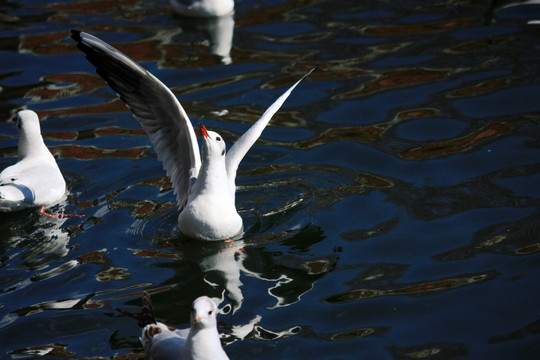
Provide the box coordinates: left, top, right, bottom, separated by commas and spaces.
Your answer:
0, 110, 66, 212
71, 30, 314, 241
170, 0, 234, 18
137, 292, 229, 360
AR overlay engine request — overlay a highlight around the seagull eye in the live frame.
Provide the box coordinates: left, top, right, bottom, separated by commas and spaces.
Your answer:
11, 178, 16, 182
221, 150, 225, 156
216, 136, 221, 141
208, 310, 213, 315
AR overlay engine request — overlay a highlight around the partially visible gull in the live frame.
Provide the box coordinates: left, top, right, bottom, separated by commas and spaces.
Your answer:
0, 110, 66, 213
170, 0, 234, 17
135, 292, 229, 360
71, 30, 314, 240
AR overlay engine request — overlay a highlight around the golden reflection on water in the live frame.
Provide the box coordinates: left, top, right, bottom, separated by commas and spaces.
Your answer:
324, 270, 498, 303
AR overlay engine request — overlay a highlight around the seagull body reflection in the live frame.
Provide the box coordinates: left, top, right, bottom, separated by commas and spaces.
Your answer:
170, 0, 234, 18
175, 14, 235, 64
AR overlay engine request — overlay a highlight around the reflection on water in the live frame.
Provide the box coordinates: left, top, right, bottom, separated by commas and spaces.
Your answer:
1, 0, 540, 359
0, 209, 71, 274
173, 14, 235, 65
0, 208, 74, 328
130, 223, 332, 313
324, 269, 498, 303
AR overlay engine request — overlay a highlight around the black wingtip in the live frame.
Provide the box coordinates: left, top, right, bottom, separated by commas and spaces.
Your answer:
70, 29, 82, 42
297, 67, 316, 83
140, 291, 157, 327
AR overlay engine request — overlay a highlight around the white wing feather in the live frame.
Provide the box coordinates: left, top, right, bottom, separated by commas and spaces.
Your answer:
72, 31, 201, 208
225, 68, 315, 187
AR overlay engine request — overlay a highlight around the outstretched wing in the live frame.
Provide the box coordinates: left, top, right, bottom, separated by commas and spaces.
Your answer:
71, 30, 201, 208
225, 68, 315, 186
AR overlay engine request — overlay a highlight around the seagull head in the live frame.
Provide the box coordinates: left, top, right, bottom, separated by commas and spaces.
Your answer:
15, 110, 41, 135
199, 123, 226, 159
14, 110, 45, 159
190, 296, 219, 329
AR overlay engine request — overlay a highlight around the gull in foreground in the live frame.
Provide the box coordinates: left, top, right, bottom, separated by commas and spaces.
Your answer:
71, 30, 314, 240
0, 110, 66, 213
133, 292, 229, 360
170, 0, 234, 17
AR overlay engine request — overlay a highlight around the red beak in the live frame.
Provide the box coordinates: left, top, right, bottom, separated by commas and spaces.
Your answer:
199, 123, 210, 138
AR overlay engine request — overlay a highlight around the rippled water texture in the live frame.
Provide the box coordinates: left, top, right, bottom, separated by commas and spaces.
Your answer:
1, 0, 540, 359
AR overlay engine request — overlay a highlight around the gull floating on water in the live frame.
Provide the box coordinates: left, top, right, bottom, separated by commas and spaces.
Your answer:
135, 292, 229, 360
0, 110, 66, 212
170, 0, 234, 17
71, 30, 314, 240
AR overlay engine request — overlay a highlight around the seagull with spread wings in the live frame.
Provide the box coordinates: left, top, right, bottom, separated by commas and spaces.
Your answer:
71, 30, 313, 240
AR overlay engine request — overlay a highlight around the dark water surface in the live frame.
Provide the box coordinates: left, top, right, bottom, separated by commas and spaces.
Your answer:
1, 0, 540, 359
